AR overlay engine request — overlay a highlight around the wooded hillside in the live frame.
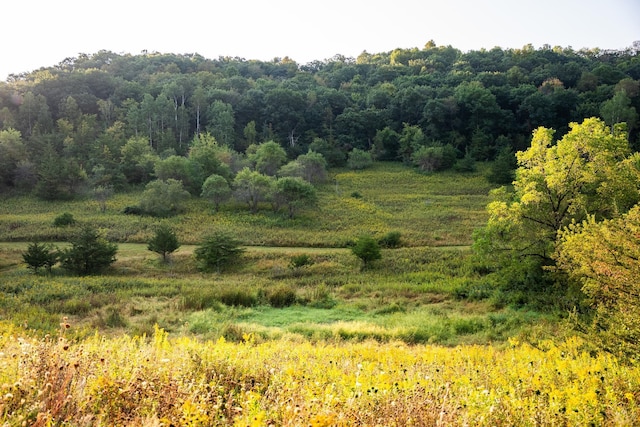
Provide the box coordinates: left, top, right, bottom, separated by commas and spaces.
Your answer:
0, 42, 638, 196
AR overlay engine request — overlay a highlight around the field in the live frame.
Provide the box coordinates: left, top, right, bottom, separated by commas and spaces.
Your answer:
1, 163, 639, 425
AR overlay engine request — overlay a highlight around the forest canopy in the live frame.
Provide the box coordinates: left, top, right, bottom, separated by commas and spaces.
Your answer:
0, 43, 638, 197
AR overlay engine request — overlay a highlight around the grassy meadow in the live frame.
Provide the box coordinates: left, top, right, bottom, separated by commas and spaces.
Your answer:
1, 162, 638, 425
0, 162, 491, 247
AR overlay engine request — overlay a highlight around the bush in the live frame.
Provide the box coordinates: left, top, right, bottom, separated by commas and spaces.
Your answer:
218, 290, 258, 307
351, 235, 382, 269
347, 148, 374, 170
194, 231, 245, 272
123, 206, 144, 215
53, 212, 76, 227
139, 179, 190, 217
379, 231, 402, 248
267, 285, 297, 308
290, 254, 313, 269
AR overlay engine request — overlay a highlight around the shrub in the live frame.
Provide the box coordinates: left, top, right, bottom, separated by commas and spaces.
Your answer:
267, 285, 297, 308
139, 179, 190, 217
123, 206, 143, 215
351, 235, 382, 269
53, 212, 76, 227
347, 148, 373, 170
290, 254, 313, 269
218, 290, 258, 307
194, 231, 245, 273
379, 231, 402, 248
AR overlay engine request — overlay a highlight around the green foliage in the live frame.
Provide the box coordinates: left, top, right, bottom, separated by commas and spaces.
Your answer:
200, 174, 231, 211
60, 226, 118, 275
556, 205, 640, 359
22, 242, 58, 274
347, 148, 373, 170
194, 231, 245, 272
308, 138, 345, 167
139, 179, 191, 217
351, 235, 382, 269
53, 212, 76, 227
378, 231, 402, 248
188, 133, 232, 181
267, 285, 298, 308
474, 118, 640, 285
454, 151, 477, 173
487, 146, 517, 184
120, 136, 158, 184
272, 177, 317, 218
251, 140, 288, 176
289, 254, 313, 269
154, 155, 202, 195
280, 150, 329, 184
411, 144, 457, 172
147, 224, 180, 262
233, 168, 273, 213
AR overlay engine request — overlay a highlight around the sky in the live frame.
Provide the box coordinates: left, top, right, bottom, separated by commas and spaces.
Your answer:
2, 0, 639, 81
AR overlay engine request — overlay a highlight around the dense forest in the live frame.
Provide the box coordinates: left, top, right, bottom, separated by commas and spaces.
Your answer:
1, 41, 639, 198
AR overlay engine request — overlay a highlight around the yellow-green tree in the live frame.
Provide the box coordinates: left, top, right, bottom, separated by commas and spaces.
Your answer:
555, 205, 640, 358
474, 118, 639, 284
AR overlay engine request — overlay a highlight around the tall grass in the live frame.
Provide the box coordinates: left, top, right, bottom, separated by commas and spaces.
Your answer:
0, 162, 492, 246
1, 324, 638, 425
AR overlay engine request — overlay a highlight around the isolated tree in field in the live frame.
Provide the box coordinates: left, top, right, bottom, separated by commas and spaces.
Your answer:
22, 242, 58, 274
148, 224, 180, 263
273, 177, 317, 218
555, 205, 640, 359
201, 174, 231, 211
139, 179, 190, 217
233, 168, 273, 213
194, 231, 245, 272
60, 226, 118, 275
474, 118, 640, 284
351, 235, 382, 270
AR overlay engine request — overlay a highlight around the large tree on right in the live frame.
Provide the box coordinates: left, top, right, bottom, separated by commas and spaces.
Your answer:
473, 118, 640, 287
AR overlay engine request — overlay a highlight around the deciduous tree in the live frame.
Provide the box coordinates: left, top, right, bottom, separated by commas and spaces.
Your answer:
474, 118, 640, 285
555, 205, 640, 359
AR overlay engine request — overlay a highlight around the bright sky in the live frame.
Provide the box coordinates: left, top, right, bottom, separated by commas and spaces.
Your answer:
2, 0, 639, 81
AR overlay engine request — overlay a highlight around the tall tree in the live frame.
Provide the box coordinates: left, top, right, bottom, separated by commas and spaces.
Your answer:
474, 118, 640, 283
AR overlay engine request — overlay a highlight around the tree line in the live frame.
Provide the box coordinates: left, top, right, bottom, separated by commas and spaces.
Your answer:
0, 42, 639, 198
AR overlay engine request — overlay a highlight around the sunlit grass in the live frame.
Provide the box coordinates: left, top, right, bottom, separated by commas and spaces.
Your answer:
0, 162, 493, 246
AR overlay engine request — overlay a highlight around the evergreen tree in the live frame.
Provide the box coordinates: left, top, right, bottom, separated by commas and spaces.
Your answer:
60, 226, 118, 275
148, 224, 180, 262
22, 242, 58, 274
